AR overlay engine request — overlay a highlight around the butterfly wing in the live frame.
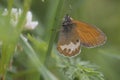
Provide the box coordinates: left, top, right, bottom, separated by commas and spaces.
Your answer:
57, 27, 81, 57
73, 20, 107, 48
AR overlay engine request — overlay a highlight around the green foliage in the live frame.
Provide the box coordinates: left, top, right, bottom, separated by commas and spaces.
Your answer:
57, 57, 104, 80
0, 0, 120, 80
20, 34, 57, 80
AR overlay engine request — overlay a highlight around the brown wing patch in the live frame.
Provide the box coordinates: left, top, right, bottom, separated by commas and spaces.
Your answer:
73, 20, 107, 48
57, 27, 81, 57
57, 41, 80, 57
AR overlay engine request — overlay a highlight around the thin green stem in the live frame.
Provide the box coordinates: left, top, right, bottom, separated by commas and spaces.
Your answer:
44, 0, 66, 66
20, 34, 57, 80
0, 42, 17, 80
0, 0, 31, 80
7, 0, 14, 14
16, 0, 31, 31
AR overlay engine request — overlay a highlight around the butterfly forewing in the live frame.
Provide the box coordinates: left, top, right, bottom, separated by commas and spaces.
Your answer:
73, 20, 106, 48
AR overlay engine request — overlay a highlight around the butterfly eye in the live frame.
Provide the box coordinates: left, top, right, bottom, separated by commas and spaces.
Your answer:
76, 39, 79, 42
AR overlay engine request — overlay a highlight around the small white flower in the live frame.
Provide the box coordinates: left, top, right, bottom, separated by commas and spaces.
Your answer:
11, 8, 21, 26
25, 11, 38, 30
2, 8, 38, 30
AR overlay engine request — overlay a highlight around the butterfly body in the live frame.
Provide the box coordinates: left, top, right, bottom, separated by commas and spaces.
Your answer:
57, 14, 106, 57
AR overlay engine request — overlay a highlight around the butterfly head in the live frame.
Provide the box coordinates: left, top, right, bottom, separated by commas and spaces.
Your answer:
62, 14, 74, 32
62, 14, 73, 26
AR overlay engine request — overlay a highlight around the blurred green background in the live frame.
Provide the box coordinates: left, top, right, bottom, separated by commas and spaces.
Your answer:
0, 0, 120, 80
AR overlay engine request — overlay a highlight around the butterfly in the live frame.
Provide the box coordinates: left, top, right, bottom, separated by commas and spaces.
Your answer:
57, 14, 107, 57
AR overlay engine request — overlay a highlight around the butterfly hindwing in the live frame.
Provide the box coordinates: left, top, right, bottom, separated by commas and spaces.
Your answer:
57, 26, 81, 57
